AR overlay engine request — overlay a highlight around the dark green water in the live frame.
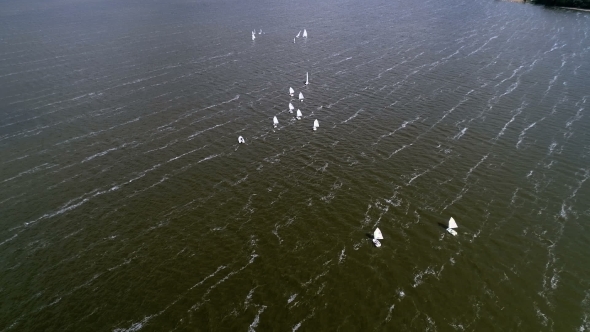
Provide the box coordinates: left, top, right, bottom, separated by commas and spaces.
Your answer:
1, 0, 589, 330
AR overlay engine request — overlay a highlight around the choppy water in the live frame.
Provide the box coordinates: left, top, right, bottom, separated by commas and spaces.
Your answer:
1, 0, 590, 330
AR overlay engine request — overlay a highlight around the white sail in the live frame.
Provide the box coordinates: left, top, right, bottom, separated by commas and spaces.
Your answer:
252, 33, 255, 41
448, 217, 458, 229
313, 119, 319, 128
289, 87, 294, 96
258, 29, 262, 34
294, 37, 296, 43
374, 228, 383, 240
305, 72, 309, 85
296, 109, 302, 118
289, 103, 294, 113
296, 30, 301, 38
273, 116, 279, 126
299, 92, 304, 101
238, 136, 245, 144
303, 29, 307, 38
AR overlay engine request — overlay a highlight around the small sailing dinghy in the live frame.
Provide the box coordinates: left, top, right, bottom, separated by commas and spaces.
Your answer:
238, 136, 245, 144
446, 217, 458, 236
305, 72, 309, 85
303, 29, 308, 38
296, 109, 302, 120
373, 228, 383, 247
289, 87, 295, 96
289, 103, 294, 113
296, 30, 301, 38
273, 116, 279, 128
252, 32, 255, 41
299, 92, 304, 102
313, 119, 319, 131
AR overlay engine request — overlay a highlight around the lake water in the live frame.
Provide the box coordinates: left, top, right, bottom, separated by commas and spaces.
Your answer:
1, 0, 590, 330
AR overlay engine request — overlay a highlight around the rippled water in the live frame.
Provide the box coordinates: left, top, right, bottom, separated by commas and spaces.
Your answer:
1, 0, 590, 330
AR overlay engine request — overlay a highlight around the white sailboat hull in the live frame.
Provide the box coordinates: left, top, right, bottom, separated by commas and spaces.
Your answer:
446, 228, 458, 236
372, 239, 381, 247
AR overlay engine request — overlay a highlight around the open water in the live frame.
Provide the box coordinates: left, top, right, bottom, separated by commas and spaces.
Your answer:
1, 0, 590, 330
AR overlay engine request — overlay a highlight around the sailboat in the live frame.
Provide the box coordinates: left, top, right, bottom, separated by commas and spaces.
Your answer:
289, 103, 294, 113
238, 136, 245, 144
373, 228, 383, 247
289, 87, 295, 96
273, 116, 279, 128
299, 92, 304, 102
294, 37, 296, 43
296, 109, 302, 120
296, 30, 301, 38
313, 119, 319, 131
303, 29, 308, 38
446, 217, 458, 236
258, 29, 262, 34
305, 72, 309, 85
252, 32, 255, 41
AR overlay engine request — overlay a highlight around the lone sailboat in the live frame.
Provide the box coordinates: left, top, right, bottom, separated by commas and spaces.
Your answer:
305, 72, 309, 85
289, 103, 294, 113
303, 29, 308, 38
296, 109, 302, 120
373, 228, 383, 247
238, 136, 245, 144
446, 217, 458, 236
252, 32, 255, 41
273, 116, 279, 128
289, 87, 295, 96
313, 119, 319, 131
299, 92, 304, 102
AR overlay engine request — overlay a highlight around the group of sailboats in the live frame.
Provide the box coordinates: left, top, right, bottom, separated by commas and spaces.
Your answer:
274, 72, 317, 130
294, 29, 308, 43
372, 217, 458, 248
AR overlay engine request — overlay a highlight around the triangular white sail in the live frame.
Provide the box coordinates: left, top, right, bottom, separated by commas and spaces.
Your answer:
296, 109, 302, 119
299, 92, 304, 101
305, 72, 309, 85
374, 228, 383, 240
294, 37, 296, 43
289, 103, 294, 113
238, 136, 245, 144
313, 119, 319, 128
296, 30, 301, 38
252, 33, 255, 41
289, 87, 294, 96
448, 217, 458, 229
303, 29, 307, 38
273, 116, 279, 126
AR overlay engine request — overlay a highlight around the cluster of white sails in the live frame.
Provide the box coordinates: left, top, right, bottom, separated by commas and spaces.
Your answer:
372, 217, 458, 248
294, 28, 308, 43
241, 29, 316, 144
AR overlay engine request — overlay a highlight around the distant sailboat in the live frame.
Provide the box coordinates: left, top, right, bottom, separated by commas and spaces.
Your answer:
299, 92, 304, 102
238, 136, 245, 144
296, 109, 302, 120
289, 103, 294, 113
313, 119, 319, 131
446, 217, 458, 236
273, 116, 279, 128
289, 87, 295, 96
373, 228, 383, 247
259, 29, 262, 34
294, 37, 296, 43
305, 72, 309, 85
303, 29, 308, 38
296, 30, 301, 38
252, 31, 255, 41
